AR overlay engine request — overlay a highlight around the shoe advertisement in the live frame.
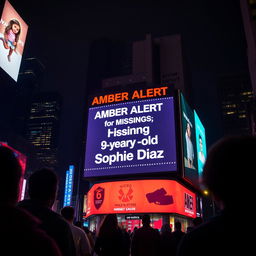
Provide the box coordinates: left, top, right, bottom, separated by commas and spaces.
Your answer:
85, 179, 196, 218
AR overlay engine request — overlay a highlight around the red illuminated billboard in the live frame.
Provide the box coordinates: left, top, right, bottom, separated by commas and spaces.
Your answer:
0, 142, 27, 201
85, 179, 196, 218
0, 0, 28, 81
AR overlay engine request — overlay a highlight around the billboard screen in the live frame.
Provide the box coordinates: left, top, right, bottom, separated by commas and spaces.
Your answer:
0, 142, 27, 201
0, 0, 28, 81
194, 111, 207, 179
85, 179, 196, 218
180, 93, 199, 186
84, 97, 177, 178
63, 165, 75, 207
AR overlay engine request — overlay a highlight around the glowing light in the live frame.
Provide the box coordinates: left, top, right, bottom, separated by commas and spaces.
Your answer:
203, 190, 209, 196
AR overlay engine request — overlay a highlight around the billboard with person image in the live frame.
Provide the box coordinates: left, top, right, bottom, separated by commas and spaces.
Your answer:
180, 92, 199, 187
0, 0, 28, 81
194, 110, 207, 179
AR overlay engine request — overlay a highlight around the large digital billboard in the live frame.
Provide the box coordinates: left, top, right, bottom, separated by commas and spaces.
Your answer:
84, 96, 177, 177
194, 111, 207, 179
0, 0, 28, 81
180, 93, 199, 186
85, 180, 196, 218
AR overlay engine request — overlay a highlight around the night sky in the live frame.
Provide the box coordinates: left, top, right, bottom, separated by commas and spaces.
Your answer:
0, 0, 249, 192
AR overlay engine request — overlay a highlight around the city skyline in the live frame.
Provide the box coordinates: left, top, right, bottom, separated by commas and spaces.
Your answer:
0, 0, 252, 206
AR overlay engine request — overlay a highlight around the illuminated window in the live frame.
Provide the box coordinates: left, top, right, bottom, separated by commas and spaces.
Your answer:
223, 104, 236, 108
240, 91, 253, 96
226, 111, 235, 115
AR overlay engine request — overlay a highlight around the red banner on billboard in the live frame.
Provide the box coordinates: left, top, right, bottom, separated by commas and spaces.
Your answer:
85, 180, 196, 218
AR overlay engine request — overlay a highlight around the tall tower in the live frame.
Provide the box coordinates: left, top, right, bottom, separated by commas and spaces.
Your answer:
240, 0, 256, 95
101, 34, 188, 98
25, 92, 61, 168
218, 72, 253, 135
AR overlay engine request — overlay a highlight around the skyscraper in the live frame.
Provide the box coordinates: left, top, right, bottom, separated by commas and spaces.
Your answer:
86, 34, 190, 100
218, 72, 253, 135
101, 34, 189, 98
240, 0, 256, 95
25, 92, 61, 168
239, 0, 256, 135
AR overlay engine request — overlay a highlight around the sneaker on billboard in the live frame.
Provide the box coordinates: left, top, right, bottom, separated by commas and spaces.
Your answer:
146, 188, 173, 205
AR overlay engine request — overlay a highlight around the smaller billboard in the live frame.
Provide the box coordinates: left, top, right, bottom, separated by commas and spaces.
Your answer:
194, 111, 207, 178
85, 180, 196, 218
180, 93, 198, 186
63, 165, 75, 207
0, 0, 28, 81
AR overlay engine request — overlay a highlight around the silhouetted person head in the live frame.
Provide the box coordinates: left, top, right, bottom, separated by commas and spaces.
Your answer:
28, 168, 58, 208
142, 214, 151, 226
61, 206, 75, 223
0, 146, 22, 205
160, 224, 172, 234
97, 214, 119, 237
203, 135, 256, 210
193, 217, 203, 227
175, 221, 182, 231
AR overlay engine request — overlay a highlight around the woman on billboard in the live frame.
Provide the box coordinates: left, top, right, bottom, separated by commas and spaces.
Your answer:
185, 121, 194, 169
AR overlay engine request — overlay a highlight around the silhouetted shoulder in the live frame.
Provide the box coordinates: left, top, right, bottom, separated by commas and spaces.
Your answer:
18, 199, 68, 227
177, 212, 249, 256
18, 199, 76, 256
2, 205, 61, 256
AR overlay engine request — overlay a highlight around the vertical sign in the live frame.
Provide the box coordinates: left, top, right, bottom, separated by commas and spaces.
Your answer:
63, 165, 74, 207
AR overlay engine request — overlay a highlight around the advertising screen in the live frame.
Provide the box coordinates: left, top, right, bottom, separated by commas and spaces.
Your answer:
85, 179, 196, 218
84, 97, 177, 177
180, 93, 199, 186
0, 0, 28, 81
0, 142, 27, 200
63, 165, 75, 207
194, 111, 207, 178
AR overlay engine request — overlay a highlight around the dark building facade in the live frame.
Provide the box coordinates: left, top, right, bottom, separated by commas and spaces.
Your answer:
25, 92, 61, 168
218, 72, 253, 135
86, 34, 190, 101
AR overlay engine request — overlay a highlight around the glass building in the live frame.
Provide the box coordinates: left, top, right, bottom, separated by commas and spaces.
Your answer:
26, 92, 61, 168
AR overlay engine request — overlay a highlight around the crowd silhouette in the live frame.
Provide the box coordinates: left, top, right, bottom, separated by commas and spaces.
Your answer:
1, 134, 255, 255
0, 146, 61, 256
17, 168, 76, 256
177, 135, 256, 256
61, 206, 91, 256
